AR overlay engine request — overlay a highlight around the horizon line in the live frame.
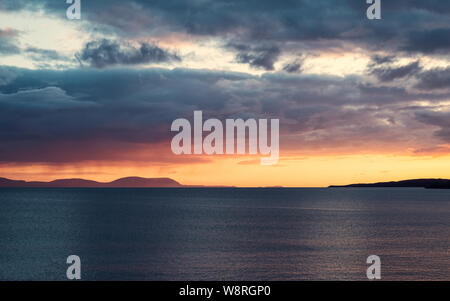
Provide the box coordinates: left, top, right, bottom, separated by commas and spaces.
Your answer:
1, 176, 449, 189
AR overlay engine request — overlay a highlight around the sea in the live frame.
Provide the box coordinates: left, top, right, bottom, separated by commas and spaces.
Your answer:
0, 187, 448, 280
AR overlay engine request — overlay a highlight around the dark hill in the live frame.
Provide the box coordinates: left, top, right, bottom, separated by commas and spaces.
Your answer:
329, 179, 450, 189
107, 177, 182, 187
0, 177, 183, 188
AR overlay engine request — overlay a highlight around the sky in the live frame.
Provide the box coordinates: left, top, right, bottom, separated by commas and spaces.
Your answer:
0, 0, 450, 187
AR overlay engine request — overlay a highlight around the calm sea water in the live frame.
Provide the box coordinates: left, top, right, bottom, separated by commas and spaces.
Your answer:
0, 188, 448, 280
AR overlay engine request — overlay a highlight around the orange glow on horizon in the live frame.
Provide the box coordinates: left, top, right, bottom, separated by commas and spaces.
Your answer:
1, 153, 450, 187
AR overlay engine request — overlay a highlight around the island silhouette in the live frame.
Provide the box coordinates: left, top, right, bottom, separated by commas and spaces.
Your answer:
0, 177, 183, 188
1, 177, 449, 188
329, 178, 450, 189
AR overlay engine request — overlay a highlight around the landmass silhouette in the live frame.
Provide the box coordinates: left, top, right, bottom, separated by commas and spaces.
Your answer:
1, 177, 449, 188
0, 177, 183, 188
329, 178, 450, 189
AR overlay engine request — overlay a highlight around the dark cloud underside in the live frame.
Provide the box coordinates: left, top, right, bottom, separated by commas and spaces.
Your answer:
0, 67, 448, 163
78, 39, 181, 68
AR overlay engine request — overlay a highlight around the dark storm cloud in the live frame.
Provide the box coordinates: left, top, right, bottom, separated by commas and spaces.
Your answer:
369, 55, 397, 66
282, 59, 304, 73
403, 28, 450, 54
228, 43, 281, 70
381, 0, 450, 14
3, 0, 450, 56
77, 39, 181, 68
0, 66, 448, 163
0, 67, 21, 86
0, 67, 252, 162
415, 67, 450, 90
369, 61, 422, 82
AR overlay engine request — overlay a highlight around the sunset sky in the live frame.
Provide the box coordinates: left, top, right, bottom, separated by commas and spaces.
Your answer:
0, 0, 450, 187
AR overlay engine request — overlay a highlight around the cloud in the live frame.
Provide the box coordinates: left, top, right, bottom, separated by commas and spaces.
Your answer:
415, 67, 450, 90
0, 28, 19, 38
0, 67, 20, 86
282, 59, 304, 73
0, 28, 20, 55
2, 0, 450, 61
0, 40, 20, 55
228, 43, 281, 70
413, 146, 450, 155
369, 55, 397, 65
369, 61, 422, 82
0, 67, 250, 162
0, 66, 448, 164
77, 39, 181, 68
403, 28, 450, 54
415, 111, 450, 142
24, 47, 68, 61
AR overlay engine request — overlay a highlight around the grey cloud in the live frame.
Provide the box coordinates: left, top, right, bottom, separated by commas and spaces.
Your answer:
0, 67, 20, 86
369, 55, 397, 66
24, 47, 68, 61
282, 59, 304, 73
415, 111, 450, 142
2, 1, 450, 56
369, 61, 422, 82
0, 86, 93, 110
0, 68, 248, 162
78, 39, 181, 68
0, 66, 449, 163
228, 43, 281, 70
0, 42, 20, 54
0, 28, 20, 55
0, 28, 19, 38
415, 67, 450, 90
403, 28, 450, 54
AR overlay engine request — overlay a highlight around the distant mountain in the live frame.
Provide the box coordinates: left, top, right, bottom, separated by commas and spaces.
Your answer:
106, 177, 181, 188
0, 177, 28, 187
329, 178, 450, 189
0, 177, 183, 188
